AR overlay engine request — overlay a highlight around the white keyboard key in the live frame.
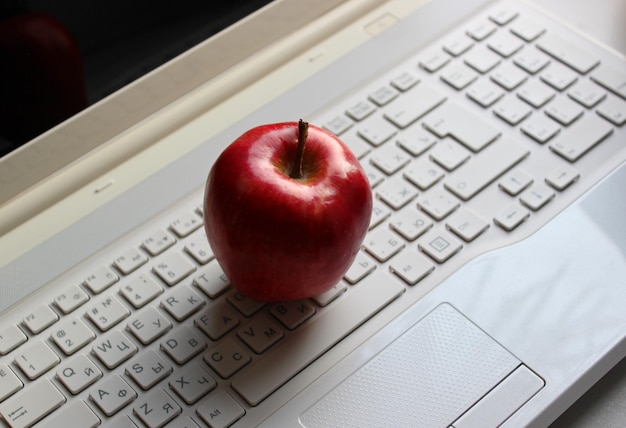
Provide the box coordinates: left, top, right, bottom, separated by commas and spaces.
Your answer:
170, 211, 202, 238
591, 63, 626, 99
418, 188, 460, 221
597, 96, 626, 126
84, 265, 120, 294
520, 183, 556, 211
445, 138, 530, 201
169, 416, 201, 428
357, 116, 397, 146
0, 364, 23, 401
153, 252, 196, 286
419, 49, 451, 72
341, 131, 372, 159
363, 163, 385, 188
50, 318, 96, 355
312, 282, 347, 307
23, 304, 59, 334
499, 169, 534, 196
520, 114, 561, 144
238, 316, 285, 354
549, 114, 613, 161
517, 80, 555, 108
467, 79, 504, 108
204, 337, 251, 379
113, 247, 148, 275
418, 228, 464, 263
89, 374, 137, 416
537, 32, 599, 74
443, 34, 474, 56
194, 261, 230, 298
383, 83, 446, 128
161, 285, 205, 321
423, 101, 500, 152
185, 231, 214, 264
403, 158, 445, 190
161, 326, 206, 364
125, 350, 172, 390
545, 164, 580, 191
346, 100, 376, 121
227, 289, 266, 317
390, 71, 420, 91
14, 341, 60, 379
133, 389, 181, 428
376, 176, 419, 210
195, 302, 241, 340
127, 307, 172, 345
369, 200, 391, 230
39, 400, 100, 428
197, 391, 245, 428
368, 85, 399, 106
509, 18, 545, 42
56, 354, 102, 394
270, 300, 316, 330
545, 97, 584, 126
363, 227, 405, 262
494, 203, 531, 231
440, 64, 478, 90
429, 137, 471, 171
488, 31, 523, 57
568, 80, 606, 108
491, 63, 527, 90
466, 19, 497, 41
0, 380, 65, 428
323, 115, 353, 135
493, 96, 532, 125
120, 273, 163, 308
142, 229, 176, 256
370, 145, 411, 175
390, 208, 434, 241
0, 325, 27, 355
513, 48, 551, 74
489, 8, 518, 26
447, 209, 490, 242
54, 285, 90, 314
86, 295, 130, 331
463, 46, 500, 74
170, 362, 217, 405
92, 330, 137, 369
231, 270, 404, 405
344, 251, 377, 284
541, 62, 578, 91
389, 249, 435, 285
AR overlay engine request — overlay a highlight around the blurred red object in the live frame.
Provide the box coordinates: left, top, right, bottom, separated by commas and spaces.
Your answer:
0, 12, 87, 146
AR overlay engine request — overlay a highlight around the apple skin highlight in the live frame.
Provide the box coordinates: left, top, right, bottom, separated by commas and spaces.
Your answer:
204, 121, 373, 302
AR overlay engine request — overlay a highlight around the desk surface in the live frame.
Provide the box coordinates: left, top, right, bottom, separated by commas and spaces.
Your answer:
531, 1, 626, 426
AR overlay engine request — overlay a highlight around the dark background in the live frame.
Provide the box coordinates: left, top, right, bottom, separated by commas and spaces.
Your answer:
0, 0, 272, 156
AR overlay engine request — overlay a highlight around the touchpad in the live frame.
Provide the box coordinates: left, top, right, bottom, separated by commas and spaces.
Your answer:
299, 303, 542, 427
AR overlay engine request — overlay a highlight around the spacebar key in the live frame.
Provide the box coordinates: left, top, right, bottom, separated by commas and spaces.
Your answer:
231, 271, 404, 406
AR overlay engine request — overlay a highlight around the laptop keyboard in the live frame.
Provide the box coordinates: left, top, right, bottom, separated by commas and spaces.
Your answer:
1, 2, 625, 427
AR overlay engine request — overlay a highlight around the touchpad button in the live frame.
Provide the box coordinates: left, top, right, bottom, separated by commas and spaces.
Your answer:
299, 303, 524, 427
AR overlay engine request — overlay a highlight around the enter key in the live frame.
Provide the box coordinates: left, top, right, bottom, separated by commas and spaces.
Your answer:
423, 101, 501, 152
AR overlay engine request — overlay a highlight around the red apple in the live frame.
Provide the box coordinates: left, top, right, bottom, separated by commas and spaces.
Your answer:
204, 120, 372, 301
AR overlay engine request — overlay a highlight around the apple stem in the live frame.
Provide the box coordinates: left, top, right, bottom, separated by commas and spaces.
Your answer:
290, 119, 309, 179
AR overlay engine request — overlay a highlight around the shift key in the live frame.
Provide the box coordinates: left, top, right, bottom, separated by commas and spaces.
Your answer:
231, 271, 404, 406
445, 139, 529, 201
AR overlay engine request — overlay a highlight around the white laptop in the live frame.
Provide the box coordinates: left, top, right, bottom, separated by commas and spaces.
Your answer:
1, 0, 625, 427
